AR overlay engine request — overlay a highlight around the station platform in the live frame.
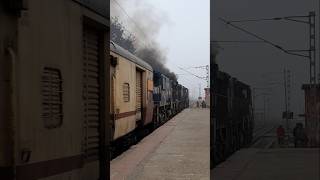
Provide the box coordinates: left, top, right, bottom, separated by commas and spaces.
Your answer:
211, 148, 320, 180
111, 108, 210, 180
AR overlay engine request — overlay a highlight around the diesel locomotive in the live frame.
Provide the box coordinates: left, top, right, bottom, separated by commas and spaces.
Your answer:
211, 63, 254, 168
153, 72, 189, 127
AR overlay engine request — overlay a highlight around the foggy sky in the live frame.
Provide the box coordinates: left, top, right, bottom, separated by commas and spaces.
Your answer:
151, 0, 210, 100
212, 0, 319, 123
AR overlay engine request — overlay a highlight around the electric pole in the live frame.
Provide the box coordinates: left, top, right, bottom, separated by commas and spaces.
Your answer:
186, 65, 210, 87
252, 88, 255, 123
199, 83, 202, 99
287, 69, 291, 127
206, 65, 210, 88
284, 68, 291, 131
263, 94, 266, 125
309, 12, 316, 85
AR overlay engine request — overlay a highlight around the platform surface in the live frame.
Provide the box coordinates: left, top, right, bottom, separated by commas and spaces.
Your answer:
211, 148, 320, 180
110, 108, 210, 180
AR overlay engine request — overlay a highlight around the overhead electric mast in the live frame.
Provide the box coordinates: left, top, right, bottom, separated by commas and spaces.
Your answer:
219, 12, 317, 85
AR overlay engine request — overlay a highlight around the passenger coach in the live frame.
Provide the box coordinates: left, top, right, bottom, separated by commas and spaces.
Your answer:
110, 42, 154, 143
109, 41, 190, 155
0, 0, 109, 179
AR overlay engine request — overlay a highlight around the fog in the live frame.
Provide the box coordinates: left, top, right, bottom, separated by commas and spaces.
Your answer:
212, 0, 319, 124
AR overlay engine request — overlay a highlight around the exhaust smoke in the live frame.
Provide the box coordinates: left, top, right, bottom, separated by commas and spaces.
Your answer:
111, 0, 177, 81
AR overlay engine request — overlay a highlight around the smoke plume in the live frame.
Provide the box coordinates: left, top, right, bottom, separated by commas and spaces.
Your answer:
111, 0, 177, 81
135, 43, 177, 81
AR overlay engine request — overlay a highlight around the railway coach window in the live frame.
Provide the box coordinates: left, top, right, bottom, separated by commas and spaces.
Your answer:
123, 83, 130, 102
41, 67, 63, 129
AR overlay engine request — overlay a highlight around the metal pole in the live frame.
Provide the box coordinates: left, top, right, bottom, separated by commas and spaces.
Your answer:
252, 88, 255, 123
287, 70, 291, 131
199, 83, 201, 98
263, 94, 266, 126
319, 5, 320, 83
206, 65, 210, 88
309, 11, 317, 85
309, 13, 312, 84
284, 69, 289, 131
315, 6, 320, 84
266, 97, 269, 124
314, 12, 317, 85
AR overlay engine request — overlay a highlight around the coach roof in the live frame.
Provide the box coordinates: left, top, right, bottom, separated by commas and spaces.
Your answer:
110, 41, 153, 71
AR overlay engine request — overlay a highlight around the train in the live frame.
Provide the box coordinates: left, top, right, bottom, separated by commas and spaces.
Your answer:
153, 71, 189, 127
0, 0, 189, 178
110, 42, 189, 155
0, 0, 111, 179
1, 1, 192, 178
211, 62, 254, 168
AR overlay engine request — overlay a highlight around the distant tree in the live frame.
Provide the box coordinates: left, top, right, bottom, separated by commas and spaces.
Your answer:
111, 17, 136, 54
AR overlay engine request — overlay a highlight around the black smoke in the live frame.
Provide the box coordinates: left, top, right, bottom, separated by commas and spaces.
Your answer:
136, 45, 177, 81
111, 0, 177, 81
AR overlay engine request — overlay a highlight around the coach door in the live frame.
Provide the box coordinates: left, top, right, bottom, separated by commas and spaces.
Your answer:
136, 69, 143, 122
110, 55, 117, 138
82, 25, 105, 179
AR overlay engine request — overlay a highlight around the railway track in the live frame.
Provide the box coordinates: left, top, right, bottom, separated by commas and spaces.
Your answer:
251, 124, 276, 148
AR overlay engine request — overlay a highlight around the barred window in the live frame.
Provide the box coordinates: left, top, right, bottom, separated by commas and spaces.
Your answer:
123, 83, 130, 102
42, 67, 63, 129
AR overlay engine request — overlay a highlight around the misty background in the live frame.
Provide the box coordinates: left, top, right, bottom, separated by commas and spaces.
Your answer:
111, 0, 210, 101
212, 0, 319, 125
